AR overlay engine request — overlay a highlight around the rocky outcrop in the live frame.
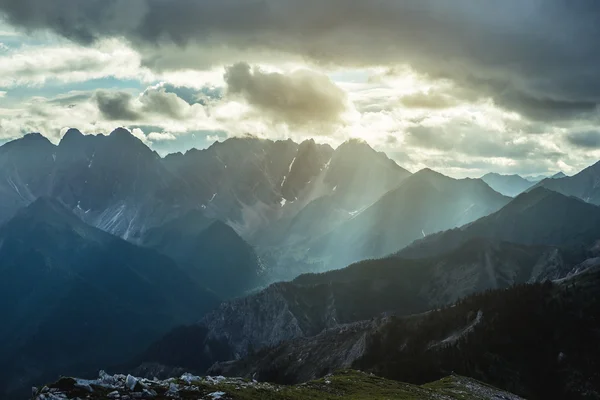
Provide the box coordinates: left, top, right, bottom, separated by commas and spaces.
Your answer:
33, 370, 524, 400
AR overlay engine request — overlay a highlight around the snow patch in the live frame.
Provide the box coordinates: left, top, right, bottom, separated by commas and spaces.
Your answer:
280, 156, 297, 187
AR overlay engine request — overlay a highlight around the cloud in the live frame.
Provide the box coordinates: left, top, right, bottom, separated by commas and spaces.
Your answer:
138, 85, 190, 119
94, 90, 142, 121
399, 91, 460, 109
403, 118, 563, 162
160, 83, 223, 106
566, 131, 600, 149
94, 86, 209, 122
4, 1, 600, 120
147, 131, 176, 141
224, 62, 347, 128
0, 39, 146, 87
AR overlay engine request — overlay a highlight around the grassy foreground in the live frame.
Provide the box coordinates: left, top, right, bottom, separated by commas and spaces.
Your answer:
35, 370, 522, 400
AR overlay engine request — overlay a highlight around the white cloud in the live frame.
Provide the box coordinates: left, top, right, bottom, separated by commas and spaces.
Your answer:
0, 39, 147, 87
0, 27, 596, 178
0, 36, 226, 89
147, 131, 176, 141
130, 128, 150, 144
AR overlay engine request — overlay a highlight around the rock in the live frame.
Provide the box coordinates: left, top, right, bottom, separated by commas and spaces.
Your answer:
142, 388, 157, 397
125, 375, 138, 391
166, 383, 179, 396
180, 373, 200, 384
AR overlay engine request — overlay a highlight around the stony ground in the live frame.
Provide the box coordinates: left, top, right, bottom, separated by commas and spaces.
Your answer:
33, 369, 523, 400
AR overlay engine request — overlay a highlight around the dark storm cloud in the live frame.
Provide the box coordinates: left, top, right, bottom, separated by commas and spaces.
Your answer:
566, 131, 600, 149
3, 0, 600, 120
94, 87, 198, 121
94, 91, 141, 121
224, 62, 347, 127
138, 86, 189, 119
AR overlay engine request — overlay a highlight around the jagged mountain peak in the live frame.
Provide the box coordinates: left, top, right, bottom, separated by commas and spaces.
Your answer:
21, 132, 47, 141
62, 128, 84, 140
413, 167, 449, 179
58, 129, 92, 151
481, 171, 537, 197
109, 127, 135, 138
530, 159, 600, 205
1, 132, 55, 151
334, 138, 380, 157
409, 168, 496, 194
483, 172, 522, 178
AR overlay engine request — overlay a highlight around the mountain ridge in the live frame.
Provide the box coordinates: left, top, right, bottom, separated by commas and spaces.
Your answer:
0, 198, 220, 398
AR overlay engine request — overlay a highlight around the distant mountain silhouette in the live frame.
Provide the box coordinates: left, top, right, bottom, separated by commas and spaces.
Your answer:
399, 187, 600, 259
481, 172, 536, 197
308, 169, 510, 268
532, 161, 600, 205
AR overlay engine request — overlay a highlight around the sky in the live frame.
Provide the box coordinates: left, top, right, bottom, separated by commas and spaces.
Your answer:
1, 1, 600, 178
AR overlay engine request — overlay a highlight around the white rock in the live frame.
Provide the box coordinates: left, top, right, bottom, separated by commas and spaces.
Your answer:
125, 375, 138, 391
166, 382, 179, 396
180, 373, 201, 384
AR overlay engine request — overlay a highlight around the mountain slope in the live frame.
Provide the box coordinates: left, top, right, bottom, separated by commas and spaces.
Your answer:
163, 136, 332, 238
0, 133, 56, 224
481, 172, 536, 197
164, 136, 409, 245
210, 268, 600, 400
0, 198, 219, 398
134, 238, 571, 375
141, 210, 264, 299
0, 129, 199, 240
399, 187, 600, 259
308, 169, 510, 268
52, 128, 197, 240
533, 161, 600, 205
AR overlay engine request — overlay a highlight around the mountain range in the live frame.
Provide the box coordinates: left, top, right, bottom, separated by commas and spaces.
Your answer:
130, 188, 600, 400
3, 128, 600, 399
210, 266, 600, 400
481, 171, 566, 197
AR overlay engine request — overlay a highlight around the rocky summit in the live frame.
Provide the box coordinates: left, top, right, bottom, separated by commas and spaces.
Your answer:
33, 370, 523, 400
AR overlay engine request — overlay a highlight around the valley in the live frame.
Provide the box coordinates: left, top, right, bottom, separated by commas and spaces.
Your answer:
1, 130, 599, 399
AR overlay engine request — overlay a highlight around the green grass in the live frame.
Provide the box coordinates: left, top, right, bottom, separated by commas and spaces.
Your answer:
43, 370, 519, 400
